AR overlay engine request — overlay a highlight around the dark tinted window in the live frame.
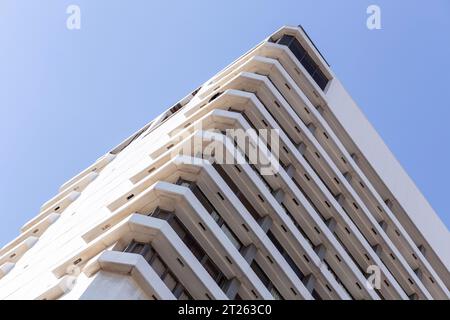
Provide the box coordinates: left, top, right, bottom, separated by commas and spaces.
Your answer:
300, 55, 316, 75
213, 163, 261, 220
278, 35, 294, 46
123, 241, 193, 300
277, 35, 329, 90
311, 289, 323, 300
148, 207, 229, 289
313, 70, 328, 91
251, 261, 270, 287
250, 261, 284, 300
290, 42, 306, 62
267, 230, 305, 280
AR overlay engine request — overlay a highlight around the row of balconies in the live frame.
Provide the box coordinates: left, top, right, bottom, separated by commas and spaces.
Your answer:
0, 152, 117, 282
5, 27, 447, 300
189, 36, 449, 298
28, 82, 449, 300
202, 26, 448, 294
65, 66, 444, 298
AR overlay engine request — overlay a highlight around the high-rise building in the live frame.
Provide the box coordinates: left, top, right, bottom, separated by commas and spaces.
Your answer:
0, 26, 448, 300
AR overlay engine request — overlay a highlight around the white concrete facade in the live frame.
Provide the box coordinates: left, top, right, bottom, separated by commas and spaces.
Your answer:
0, 26, 448, 300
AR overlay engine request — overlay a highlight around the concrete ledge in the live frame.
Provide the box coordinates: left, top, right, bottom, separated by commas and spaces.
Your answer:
0, 262, 15, 279
52, 214, 227, 300
41, 171, 98, 213
83, 250, 175, 300
0, 213, 59, 257
0, 236, 38, 266
59, 153, 115, 193
21, 191, 80, 233
36, 275, 77, 300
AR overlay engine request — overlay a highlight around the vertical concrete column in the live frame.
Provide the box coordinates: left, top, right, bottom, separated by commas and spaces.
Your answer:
272, 189, 285, 204
336, 193, 346, 206
240, 244, 257, 264
297, 142, 307, 156
316, 105, 325, 116
343, 172, 352, 182
418, 245, 426, 256
303, 274, 316, 293
222, 278, 241, 299
414, 268, 423, 281
372, 244, 383, 256
409, 293, 419, 300
172, 284, 185, 298
325, 217, 337, 233
379, 220, 388, 232
285, 164, 296, 178
257, 215, 273, 233
313, 244, 327, 261
384, 199, 393, 210
350, 153, 359, 163
307, 123, 317, 135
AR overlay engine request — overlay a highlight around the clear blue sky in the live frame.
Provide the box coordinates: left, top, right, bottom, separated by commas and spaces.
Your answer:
0, 0, 449, 247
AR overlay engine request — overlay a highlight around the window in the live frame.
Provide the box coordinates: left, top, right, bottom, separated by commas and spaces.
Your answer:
178, 180, 192, 188
151, 256, 166, 277
163, 272, 177, 291
124, 240, 192, 300
220, 224, 242, 250
267, 230, 305, 281
178, 290, 191, 300
250, 261, 284, 300
280, 203, 314, 248
251, 261, 270, 287
276, 35, 329, 90
183, 233, 205, 260
110, 121, 152, 155
333, 233, 367, 276
148, 207, 229, 290
176, 179, 243, 251
293, 180, 326, 221
209, 91, 223, 103
125, 241, 145, 255
213, 163, 261, 220
169, 102, 183, 114
311, 289, 323, 300
323, 259, 354, 299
